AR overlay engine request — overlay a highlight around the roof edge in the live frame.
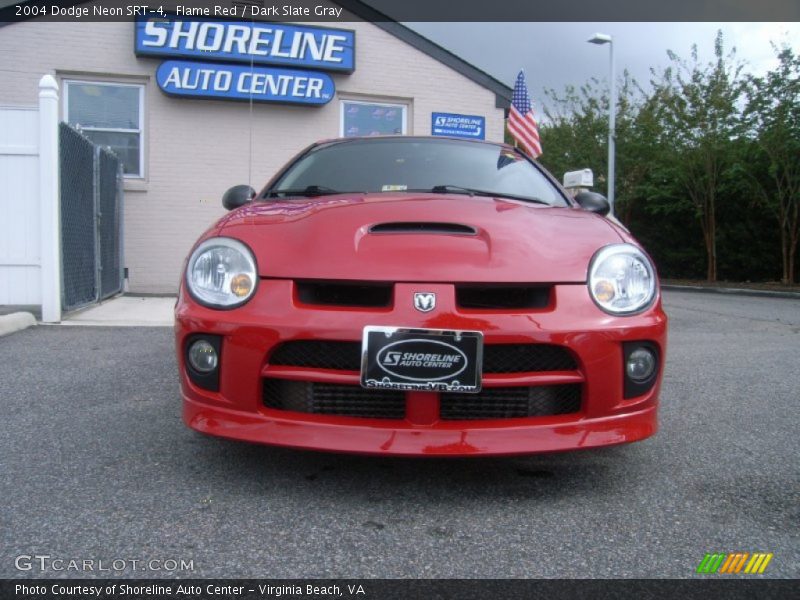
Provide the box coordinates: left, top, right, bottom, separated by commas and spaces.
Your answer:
334, 1, 512, 107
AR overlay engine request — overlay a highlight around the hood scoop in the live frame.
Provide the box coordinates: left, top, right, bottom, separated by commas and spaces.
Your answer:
369, 221, 477, 235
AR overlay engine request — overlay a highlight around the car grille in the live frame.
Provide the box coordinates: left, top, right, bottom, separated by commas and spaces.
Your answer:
292, 280, 552, 310
481, 343, 576, 372
295, 281, 393, 308
262, 379, 581, 420
269, 341, 362, 371
440, 384, 581, 420
269, 341, 576, 373
263, 379, 405, 419
455, 285, 551, 309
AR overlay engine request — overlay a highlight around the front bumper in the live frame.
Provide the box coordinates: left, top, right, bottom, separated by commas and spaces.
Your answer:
176, 281, 667, 456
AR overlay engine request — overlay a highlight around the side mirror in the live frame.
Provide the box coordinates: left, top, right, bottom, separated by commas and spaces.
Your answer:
574, 191, 610, 216
222, 185, 256, 211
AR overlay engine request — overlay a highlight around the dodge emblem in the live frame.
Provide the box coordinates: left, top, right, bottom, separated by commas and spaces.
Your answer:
413, 292, 436, 312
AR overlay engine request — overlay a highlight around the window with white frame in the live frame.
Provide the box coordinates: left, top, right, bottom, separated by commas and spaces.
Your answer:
64, 80, 144, 177
340, 100, 407, 137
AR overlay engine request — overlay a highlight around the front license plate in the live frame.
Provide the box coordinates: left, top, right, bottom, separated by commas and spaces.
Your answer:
361, 326, 483, 393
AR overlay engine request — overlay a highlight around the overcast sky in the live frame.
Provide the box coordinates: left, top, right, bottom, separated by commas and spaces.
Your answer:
402, 22, 800, 113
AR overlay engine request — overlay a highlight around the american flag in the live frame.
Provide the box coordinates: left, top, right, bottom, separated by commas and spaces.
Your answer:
508, 70, 542, 158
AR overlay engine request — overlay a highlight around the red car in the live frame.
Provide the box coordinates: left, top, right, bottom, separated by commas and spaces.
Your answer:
175, 137, 667, 456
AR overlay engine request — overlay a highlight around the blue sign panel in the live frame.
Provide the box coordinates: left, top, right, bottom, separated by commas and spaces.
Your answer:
431, 112, 486, 140
136, 17, 355, 73
156, 60, 335, 105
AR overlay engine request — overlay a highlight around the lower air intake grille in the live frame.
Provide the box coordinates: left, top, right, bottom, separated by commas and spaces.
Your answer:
440, 384, 581, 420
269, 341, 576, 373
269, 341, 362, 371
263, 380, 581, 421
263, 379, 405, 419
482, 344, 577, 372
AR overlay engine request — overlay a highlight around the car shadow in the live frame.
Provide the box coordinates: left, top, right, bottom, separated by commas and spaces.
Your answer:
180, 432, 646, 504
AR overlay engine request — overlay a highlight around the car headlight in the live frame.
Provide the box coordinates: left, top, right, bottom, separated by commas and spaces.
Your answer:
588, 244, 656, 315
186, 237, 257, 308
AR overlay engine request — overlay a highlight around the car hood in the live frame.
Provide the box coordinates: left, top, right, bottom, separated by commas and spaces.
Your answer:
213, 193, 624, 283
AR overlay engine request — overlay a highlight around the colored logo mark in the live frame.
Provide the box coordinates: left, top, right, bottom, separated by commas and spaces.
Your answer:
696, 552, 773, 574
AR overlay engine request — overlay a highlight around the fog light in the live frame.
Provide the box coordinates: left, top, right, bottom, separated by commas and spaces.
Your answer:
626, 347, 656, 382
188, 339, 218, 373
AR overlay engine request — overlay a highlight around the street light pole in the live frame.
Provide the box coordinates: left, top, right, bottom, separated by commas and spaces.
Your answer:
588, 33, 615, 217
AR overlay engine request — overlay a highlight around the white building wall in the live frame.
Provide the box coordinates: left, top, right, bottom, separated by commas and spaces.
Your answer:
0, 9, 506, 293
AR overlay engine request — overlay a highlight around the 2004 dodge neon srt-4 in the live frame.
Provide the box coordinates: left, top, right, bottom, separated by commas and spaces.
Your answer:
175, 136, 667, 456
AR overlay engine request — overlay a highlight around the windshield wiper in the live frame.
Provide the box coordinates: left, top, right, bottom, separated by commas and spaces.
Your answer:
266, 185, 361, 198
430, 184, 476, 196
429, 184, 550, 205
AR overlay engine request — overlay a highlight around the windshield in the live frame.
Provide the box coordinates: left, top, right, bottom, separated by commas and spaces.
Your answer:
267, 138, 569, 206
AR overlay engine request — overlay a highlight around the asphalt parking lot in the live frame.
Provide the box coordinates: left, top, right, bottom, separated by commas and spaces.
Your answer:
0, 290, 797, 579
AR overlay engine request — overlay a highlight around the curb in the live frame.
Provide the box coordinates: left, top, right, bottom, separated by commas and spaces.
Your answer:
663, 284, 800, 300
0, 312, 37, 338
58, 320, 173, 327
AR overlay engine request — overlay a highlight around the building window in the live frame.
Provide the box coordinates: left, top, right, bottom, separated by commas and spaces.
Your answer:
340, 100, 407, 137
64, 80, 144, 178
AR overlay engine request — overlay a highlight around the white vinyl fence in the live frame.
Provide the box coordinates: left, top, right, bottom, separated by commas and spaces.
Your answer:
0, 76, 61, 321
0, 106, 40, 305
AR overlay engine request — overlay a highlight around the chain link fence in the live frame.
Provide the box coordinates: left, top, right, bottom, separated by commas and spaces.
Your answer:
97, 148, 123, 299
59, 123, 123, 312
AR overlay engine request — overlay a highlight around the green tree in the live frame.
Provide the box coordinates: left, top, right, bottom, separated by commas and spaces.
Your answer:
538, 72, 643, 221
538, 78, 608, 186
648, 31, 744, 282
614, 77, 669, 225
529, 31, 796, 284
742, 45, 800, 284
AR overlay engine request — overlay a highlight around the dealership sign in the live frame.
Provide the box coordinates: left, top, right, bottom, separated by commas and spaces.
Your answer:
157, 60, 334, 105
136, 17, 355, 71
431, 112, 485, 139
136, 16, 354, 105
